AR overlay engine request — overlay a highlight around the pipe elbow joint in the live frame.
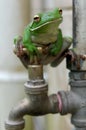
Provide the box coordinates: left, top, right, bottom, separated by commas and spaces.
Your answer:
58, 91, 82, 115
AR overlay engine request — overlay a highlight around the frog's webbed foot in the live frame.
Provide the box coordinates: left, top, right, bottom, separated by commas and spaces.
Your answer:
13, 36, 27, 56
13, 36, 30, 68
13, 37, 41, 67
65, 49, 76, 62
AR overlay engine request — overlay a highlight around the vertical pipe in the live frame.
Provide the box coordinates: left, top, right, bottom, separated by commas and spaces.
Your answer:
73, 0, 86, 55
70, 1, 86, 129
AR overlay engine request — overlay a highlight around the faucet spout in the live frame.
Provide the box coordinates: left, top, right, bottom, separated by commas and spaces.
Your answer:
5, 98, 29, 130
5, 91, 59, 130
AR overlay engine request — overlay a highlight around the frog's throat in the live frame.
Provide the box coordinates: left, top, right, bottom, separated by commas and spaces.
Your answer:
30, 18, 62, 31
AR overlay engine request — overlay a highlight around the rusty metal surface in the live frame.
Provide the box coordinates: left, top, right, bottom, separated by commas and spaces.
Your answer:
73, 0, 86, 70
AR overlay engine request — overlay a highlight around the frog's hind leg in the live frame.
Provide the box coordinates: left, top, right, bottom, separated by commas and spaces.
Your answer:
50, 29, 63, 56
51, 37, 72, 67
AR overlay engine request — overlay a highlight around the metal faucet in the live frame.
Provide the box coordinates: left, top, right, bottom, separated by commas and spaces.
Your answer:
5, 0, 86, 130
5, 65, 60, 130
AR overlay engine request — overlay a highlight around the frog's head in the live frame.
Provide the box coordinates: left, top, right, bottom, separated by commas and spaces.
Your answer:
30, 8, 63, 44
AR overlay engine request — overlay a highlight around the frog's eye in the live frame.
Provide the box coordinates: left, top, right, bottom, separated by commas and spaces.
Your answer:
33, 15, 40, 22
59, 9, 62, 15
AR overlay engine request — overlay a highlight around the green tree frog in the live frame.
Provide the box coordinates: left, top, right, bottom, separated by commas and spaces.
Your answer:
14, 8, 72, 66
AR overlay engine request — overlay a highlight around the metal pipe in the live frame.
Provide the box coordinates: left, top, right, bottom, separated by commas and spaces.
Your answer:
67, 0, 86, 71
66, 1, 86, 129
73, 0, 86, 52
72, 0, 86, 71
5, 65, 60, 130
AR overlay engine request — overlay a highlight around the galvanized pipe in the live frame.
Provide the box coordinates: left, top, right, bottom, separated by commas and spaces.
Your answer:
68, 0, 86, 129
67, 0, 86, 71
73, 0, 86, 52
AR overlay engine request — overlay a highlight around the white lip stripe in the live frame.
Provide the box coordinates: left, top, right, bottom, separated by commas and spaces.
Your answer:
30, 18, 62, 31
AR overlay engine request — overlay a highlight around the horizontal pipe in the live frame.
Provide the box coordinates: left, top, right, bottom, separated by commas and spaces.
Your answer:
5, 93, 59, 130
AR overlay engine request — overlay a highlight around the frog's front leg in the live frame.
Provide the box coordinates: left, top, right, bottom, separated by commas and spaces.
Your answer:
13, 36, 30, 68
25, 42, 41, 64
14, 37, 41, 67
